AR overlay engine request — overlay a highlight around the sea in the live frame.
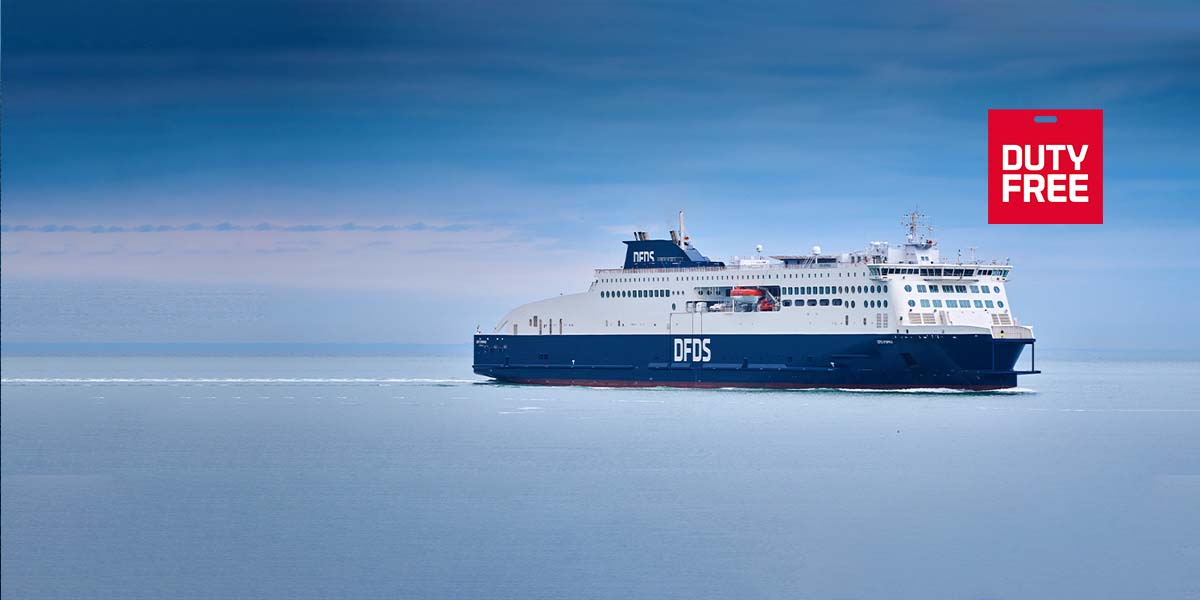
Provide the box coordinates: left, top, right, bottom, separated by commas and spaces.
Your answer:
2, 351, 1198, 600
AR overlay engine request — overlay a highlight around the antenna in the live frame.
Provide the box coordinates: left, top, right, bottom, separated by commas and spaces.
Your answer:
902, 209, 928, 244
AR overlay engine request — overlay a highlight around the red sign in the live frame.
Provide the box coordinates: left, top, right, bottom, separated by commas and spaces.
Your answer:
988, 109, 1103, 224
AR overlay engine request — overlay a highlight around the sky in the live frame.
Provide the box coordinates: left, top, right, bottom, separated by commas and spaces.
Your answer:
2, 0, 1199, 350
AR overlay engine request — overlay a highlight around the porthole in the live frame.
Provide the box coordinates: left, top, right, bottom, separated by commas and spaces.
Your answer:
997, 301, 1005, 308
993, 286, 1000, 293
908, 299, 916, 307
904, 285, 912, 292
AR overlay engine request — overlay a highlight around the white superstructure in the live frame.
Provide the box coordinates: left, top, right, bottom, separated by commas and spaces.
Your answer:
493, 212, 1032, 342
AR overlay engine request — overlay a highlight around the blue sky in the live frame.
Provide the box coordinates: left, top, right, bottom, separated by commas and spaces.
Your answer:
3, 0, 1199, 349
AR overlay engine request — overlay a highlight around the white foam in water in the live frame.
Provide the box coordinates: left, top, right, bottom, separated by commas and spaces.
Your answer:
0, 377, 477, 385
835, 386, 1037, 394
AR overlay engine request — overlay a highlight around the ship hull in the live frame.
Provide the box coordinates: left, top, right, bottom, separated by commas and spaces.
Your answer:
473, 333, 1035, 390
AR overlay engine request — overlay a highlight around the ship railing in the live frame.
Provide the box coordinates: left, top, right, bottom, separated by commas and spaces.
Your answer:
597, 260, 1012, 276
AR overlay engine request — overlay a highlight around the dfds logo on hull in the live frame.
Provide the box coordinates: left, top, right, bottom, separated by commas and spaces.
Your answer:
988, 109, 1103, 224
673, 338, 711, 362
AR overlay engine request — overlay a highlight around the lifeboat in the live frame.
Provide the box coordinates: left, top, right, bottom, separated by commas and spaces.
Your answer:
730, 287, 764, 298
731, 287, 765, 309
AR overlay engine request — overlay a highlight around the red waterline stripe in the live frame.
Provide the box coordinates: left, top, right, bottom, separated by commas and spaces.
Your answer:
492, 377, 1010, 391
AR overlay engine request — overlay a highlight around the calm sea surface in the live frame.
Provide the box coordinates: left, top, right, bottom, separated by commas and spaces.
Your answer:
2, 355, 1198, 599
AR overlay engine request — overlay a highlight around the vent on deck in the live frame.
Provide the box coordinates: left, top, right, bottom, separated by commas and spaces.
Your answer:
913, 313, 936, 325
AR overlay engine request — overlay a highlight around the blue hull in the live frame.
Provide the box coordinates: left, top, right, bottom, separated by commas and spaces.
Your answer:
474, 333, 1037, 390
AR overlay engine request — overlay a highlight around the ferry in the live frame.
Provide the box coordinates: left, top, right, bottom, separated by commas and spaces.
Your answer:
473, 212, 1039, 390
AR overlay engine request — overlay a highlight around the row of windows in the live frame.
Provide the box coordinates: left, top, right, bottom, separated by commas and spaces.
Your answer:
904, 284, 1001, 294
602, 289, 670, 299
907, 299, 1005, 309
783, 285, 888, 295
601, 270, 872, 284
777, 298, 889, 308
600, 266, 1011, 286
872, 267, 1010, 277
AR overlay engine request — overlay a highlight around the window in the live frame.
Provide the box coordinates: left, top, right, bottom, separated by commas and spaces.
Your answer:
807, 299, 817, 306
928, 285, 939, 293
981, 286, 990, 294
970, 285, 979, 293
946, 300, 958, 308
985, 300, 995, 308
883, 285, 888, 293
783, 299, 792, 307
974, 300, 983, 308
997, 301, 1005, 308
932, 300, 943, 308
908, 299, 916, 307
955, 285, 967, 293
920, 299, 931, 308
993, 286, 1001, 293
883, 300, 888, 308
850, 300, 856, 308
832, 299, 843, 306
917, 285, 927, 293
819, 299, 830, 306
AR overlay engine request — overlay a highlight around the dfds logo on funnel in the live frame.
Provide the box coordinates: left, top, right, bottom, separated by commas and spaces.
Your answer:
988, 109, 1104, 224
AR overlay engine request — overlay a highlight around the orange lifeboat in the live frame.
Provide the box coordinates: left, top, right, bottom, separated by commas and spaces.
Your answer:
730, 287, 763, 297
